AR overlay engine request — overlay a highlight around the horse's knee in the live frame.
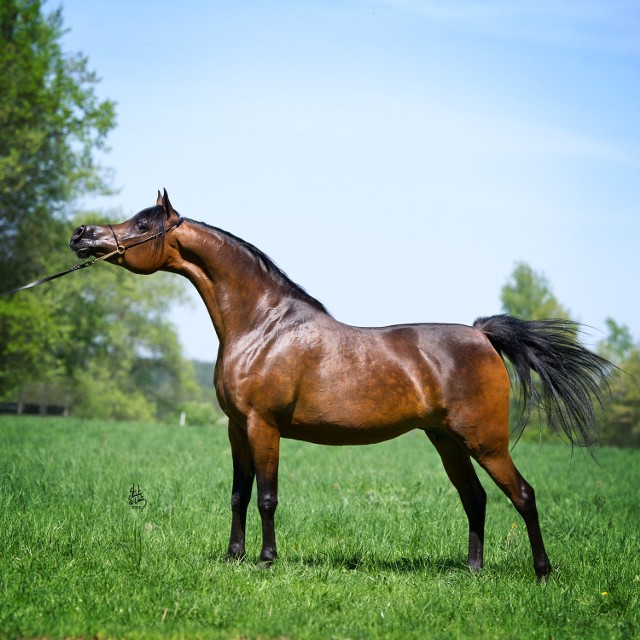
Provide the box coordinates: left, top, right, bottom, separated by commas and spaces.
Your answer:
231, 490, 250, 512
258, 491, 278, 516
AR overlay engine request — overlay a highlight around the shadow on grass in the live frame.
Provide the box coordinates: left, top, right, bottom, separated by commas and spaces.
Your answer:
211, 549, 536, 580
284, 552, 469, 575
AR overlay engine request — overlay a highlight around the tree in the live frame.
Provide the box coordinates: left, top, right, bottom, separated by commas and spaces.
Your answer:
0, 3, 206, 423
59, 216, 199, 421
598, 319, 640, 448
598, 318, 634, 364
1, 210, 202, 422
0, 0, 116, 394
501, 262, 571, 320
0, 0, 115, 285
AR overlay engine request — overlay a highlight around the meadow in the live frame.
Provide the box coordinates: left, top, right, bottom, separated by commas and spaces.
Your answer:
0, 416, 638, 640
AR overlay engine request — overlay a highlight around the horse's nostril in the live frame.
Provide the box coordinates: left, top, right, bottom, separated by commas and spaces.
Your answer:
72, 226, 86, 243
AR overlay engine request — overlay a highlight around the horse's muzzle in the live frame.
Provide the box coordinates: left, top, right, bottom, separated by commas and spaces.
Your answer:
69, 225, 98, 258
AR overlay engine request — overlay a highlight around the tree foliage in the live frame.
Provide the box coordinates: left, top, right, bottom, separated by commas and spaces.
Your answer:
597, 319, 640, 448
501, 261, 571, 320
42, 212, 200, 421
0, 0, 115, 286
0, 2, 212, 423
0, 0, 115, 389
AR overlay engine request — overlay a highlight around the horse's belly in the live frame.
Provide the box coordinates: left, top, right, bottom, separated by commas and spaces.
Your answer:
283, 380, 443, 445
279, 420, 421, 445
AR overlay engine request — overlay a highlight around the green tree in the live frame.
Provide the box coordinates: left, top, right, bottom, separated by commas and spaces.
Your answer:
0, 0, 115, 285
0, 3, 205, 423
501, 262, 571, 320
598, 319, 640, 448
0, 0, 115, 394
598, 317, 634, 364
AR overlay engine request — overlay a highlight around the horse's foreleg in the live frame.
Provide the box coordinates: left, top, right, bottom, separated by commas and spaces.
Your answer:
227, 421, 255, 561
425, 431, 486, 571
247, 413, 280, 565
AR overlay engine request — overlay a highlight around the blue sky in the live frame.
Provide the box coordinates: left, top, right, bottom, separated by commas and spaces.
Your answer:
60, 1, 640, 359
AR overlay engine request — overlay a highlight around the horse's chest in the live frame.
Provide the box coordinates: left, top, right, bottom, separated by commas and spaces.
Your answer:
214, 355, 294, 418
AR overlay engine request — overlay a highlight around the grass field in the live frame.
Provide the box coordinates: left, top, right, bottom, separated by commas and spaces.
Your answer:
0, 416, 638, 639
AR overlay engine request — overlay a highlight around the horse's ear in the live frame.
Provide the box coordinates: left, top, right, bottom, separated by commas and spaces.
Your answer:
161, 188, 174, 215
156, 190, 163, 206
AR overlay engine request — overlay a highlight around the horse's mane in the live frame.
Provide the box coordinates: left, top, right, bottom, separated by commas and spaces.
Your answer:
186, 217, 330, 315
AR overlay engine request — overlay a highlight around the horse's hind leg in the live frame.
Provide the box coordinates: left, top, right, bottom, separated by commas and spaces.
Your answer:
426, 431, 486, 570
475, 448, 551, 581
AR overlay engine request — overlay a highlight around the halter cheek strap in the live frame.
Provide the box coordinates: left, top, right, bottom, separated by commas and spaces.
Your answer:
108, 225, 126, 255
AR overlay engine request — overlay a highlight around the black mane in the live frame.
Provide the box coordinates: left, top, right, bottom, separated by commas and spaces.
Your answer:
138, 206, 329, 313
187, 218, 330, 315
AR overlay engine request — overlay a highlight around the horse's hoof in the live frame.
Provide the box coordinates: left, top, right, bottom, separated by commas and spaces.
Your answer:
536, 572, 550, 584
225, 551, 246, 563
535, 565, 551, 583
256, 559, 274, 569
257, 549, 277, 568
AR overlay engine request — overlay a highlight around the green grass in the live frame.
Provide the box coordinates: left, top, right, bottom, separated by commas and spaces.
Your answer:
0, 416, 638, 639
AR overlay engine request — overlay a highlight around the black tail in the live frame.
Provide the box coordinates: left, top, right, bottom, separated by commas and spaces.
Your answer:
474, 315, 613, 452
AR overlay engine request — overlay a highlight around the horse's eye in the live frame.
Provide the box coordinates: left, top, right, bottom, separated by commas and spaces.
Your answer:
136, 220, 150, 232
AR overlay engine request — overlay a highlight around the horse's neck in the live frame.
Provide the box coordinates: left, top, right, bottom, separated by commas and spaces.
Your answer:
169, 221, 292, 344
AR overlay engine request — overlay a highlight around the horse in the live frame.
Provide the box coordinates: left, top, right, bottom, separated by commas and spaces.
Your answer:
69, 190, 612, 580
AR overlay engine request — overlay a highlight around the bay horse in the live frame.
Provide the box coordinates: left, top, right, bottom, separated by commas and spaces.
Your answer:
69, 190, 612, 580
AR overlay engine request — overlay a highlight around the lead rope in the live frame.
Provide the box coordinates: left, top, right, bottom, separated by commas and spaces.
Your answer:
0, 248, 124, 297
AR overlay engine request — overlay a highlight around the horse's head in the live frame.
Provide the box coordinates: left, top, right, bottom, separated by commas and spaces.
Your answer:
69, 190, 182, 274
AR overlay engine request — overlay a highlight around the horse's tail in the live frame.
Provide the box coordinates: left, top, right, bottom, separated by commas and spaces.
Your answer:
473, 314, 613, 452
